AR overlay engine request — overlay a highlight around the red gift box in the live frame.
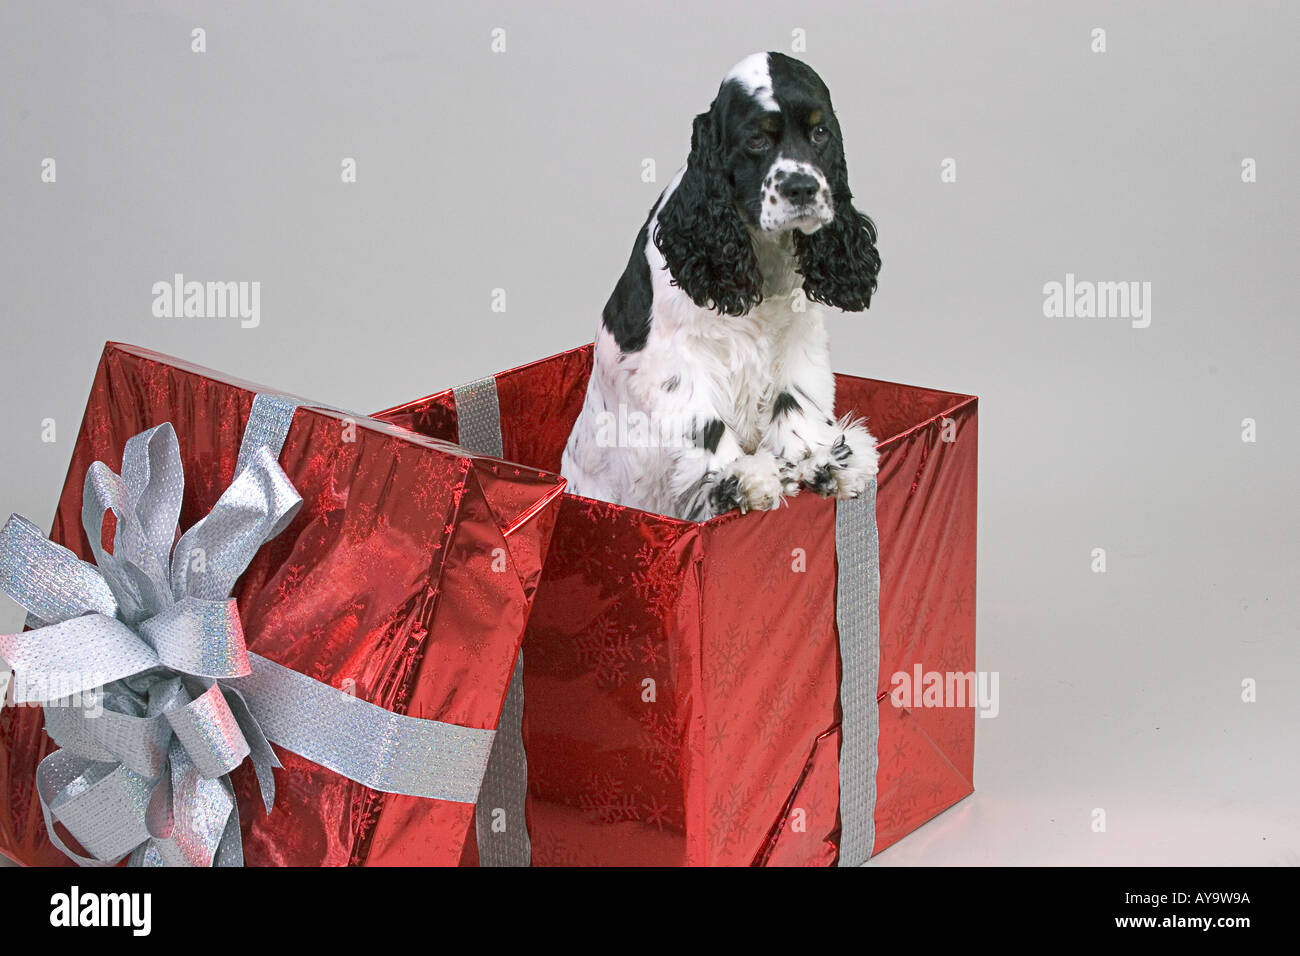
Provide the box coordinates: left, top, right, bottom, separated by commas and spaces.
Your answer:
0, 342, 566, 866
377, 343, 978, 866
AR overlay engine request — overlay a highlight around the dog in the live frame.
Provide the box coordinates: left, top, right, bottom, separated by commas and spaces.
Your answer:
561, 52, 882, 520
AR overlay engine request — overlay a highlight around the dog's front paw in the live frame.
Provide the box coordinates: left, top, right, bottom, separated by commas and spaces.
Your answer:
793, 452, 841, 497
790, 419, 879, 499
825, 419, 879, 499
709, 449, 785, 516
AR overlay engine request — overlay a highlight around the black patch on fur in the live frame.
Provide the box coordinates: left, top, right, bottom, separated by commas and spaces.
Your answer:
771, 390, 801, 418
699, 418, 725, 453
792, 384, 828, 420
662, 375, 680, 392
808, 463, 836, 497
708, 472, 741, 515
601, 215, 655, 352
830, 434, 853, 463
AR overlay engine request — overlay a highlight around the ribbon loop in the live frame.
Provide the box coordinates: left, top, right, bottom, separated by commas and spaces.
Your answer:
37, 751, 153, 865
171, 446, 302, 602
118, 424, 185, 569
0, 514, 118, 624
44, 698, 172, 778
130, 745, 237, 868
164, 683, 251, 780
0, 614, 160, 703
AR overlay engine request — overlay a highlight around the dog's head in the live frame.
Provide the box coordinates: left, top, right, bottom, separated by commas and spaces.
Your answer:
654, 52, 881, 316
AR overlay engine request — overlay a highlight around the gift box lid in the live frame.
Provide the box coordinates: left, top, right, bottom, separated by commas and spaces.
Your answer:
0, 342, 566, 867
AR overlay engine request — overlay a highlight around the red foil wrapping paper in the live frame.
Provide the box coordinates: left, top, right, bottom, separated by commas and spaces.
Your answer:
378, 343, 978, 866
0, 343, 565, 866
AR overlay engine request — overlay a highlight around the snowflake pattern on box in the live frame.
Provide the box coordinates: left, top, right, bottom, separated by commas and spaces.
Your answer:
576, 771, 640, 825
574, 610, 636, 688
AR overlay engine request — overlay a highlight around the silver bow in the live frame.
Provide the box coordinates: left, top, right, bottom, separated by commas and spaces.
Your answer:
0, 401, 498, 866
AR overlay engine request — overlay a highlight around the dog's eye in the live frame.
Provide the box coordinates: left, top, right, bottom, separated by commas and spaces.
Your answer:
810, 125, 830, 146
745, 134, 771, 152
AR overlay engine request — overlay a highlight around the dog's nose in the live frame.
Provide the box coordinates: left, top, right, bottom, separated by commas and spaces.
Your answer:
777, 172, 820, 205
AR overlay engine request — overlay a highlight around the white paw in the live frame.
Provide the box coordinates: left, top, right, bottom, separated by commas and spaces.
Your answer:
785, 418, 878, 499
827, 419, 879, 498
710, 449, 786, 516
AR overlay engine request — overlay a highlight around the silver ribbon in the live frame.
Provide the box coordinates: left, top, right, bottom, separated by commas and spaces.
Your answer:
453, 377, 531, 867
834, 480, 880, 867
452, 377, 505, 460
0, 396, 496, 866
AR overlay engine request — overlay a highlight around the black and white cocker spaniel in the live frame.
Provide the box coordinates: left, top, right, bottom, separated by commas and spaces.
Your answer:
562, 52, 882, 520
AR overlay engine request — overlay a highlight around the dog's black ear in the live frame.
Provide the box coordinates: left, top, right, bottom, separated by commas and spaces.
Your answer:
653, 110, 763, 316
795, 141, 881, 312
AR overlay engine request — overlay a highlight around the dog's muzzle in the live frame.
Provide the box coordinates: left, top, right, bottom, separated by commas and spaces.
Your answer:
760, 159, 835, 233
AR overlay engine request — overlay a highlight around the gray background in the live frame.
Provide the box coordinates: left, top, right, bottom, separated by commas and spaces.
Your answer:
1, 0, 1296, 866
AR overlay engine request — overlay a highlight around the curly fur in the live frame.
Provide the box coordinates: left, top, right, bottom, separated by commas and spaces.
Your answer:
795, 198, 881, 311
653, 113, 764, 316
